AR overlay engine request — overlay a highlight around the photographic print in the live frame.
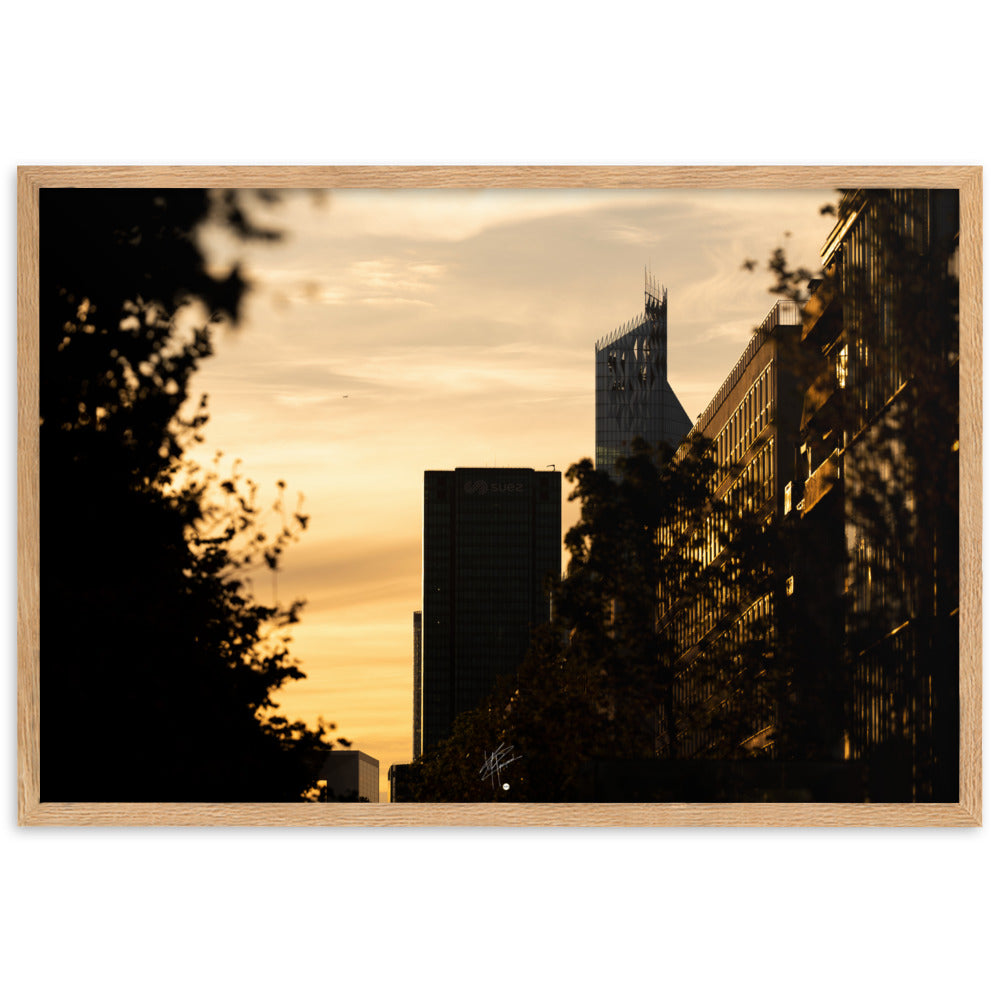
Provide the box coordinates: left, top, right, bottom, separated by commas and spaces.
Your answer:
17, 166, 981, 825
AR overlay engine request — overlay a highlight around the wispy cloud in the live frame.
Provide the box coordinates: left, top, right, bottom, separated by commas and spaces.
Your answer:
246, 255, 448, 311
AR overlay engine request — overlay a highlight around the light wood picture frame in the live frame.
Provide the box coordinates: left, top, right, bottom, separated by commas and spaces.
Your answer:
17, 165, 983, 827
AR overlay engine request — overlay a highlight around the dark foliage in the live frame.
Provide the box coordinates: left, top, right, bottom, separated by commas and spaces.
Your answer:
40, 189, 336, 802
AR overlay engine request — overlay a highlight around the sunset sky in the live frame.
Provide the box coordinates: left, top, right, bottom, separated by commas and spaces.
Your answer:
190, 188, 836, 800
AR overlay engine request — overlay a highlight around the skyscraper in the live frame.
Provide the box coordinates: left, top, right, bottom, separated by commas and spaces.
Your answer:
595, 273, 692, 474
419, 468, 562, 754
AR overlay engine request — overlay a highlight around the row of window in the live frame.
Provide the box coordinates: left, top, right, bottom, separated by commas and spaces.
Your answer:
713, 363, 773, 481
669, 551, 774, 662
723, 437, 775, 518
658, 435, 776, 645
838, 199, 917, 429
672, 594, 775, 756
850, 626, 924, 756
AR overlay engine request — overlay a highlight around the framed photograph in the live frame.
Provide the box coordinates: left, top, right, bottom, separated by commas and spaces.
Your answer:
17, 165, 982, 826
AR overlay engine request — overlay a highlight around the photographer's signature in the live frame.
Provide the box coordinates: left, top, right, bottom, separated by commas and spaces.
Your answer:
479, 743, 522, 789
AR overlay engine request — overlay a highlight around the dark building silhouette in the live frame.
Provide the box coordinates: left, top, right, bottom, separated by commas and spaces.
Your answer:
412, 611, 422, 759
419, 468, 562, 753
596, 272, 692, 475
795, 189, 959, 800
388, 762, 419, 803
318, 750, 379, 802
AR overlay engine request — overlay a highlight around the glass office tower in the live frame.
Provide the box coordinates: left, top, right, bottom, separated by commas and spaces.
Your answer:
596, 274, 692, 474
419, 468, 561, 754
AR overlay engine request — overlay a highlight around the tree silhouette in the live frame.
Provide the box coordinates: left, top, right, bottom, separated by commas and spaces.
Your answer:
39, 188, 338, 802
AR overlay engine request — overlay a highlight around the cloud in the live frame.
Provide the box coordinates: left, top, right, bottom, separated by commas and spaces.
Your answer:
273, 392, 342, 408
284, 538, 422, 612
320, 189, 677, 244
357, 297, 434, 309
244, 255, 447, 311
604, 222, 663, 245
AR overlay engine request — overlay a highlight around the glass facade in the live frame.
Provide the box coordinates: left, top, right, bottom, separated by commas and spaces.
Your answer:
595, 277, 692, 474
419, 468, 562, 753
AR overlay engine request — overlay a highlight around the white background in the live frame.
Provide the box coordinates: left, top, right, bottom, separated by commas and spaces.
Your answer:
4, 3, 995, 997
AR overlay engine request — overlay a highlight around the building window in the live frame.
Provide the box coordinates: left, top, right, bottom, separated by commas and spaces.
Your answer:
836, 344, 849, 389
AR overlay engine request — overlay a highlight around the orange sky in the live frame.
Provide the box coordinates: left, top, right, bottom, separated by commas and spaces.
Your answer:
189, 188, 835, 800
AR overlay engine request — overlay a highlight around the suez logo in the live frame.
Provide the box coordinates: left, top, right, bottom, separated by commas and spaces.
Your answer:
463, 480, 526, 495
